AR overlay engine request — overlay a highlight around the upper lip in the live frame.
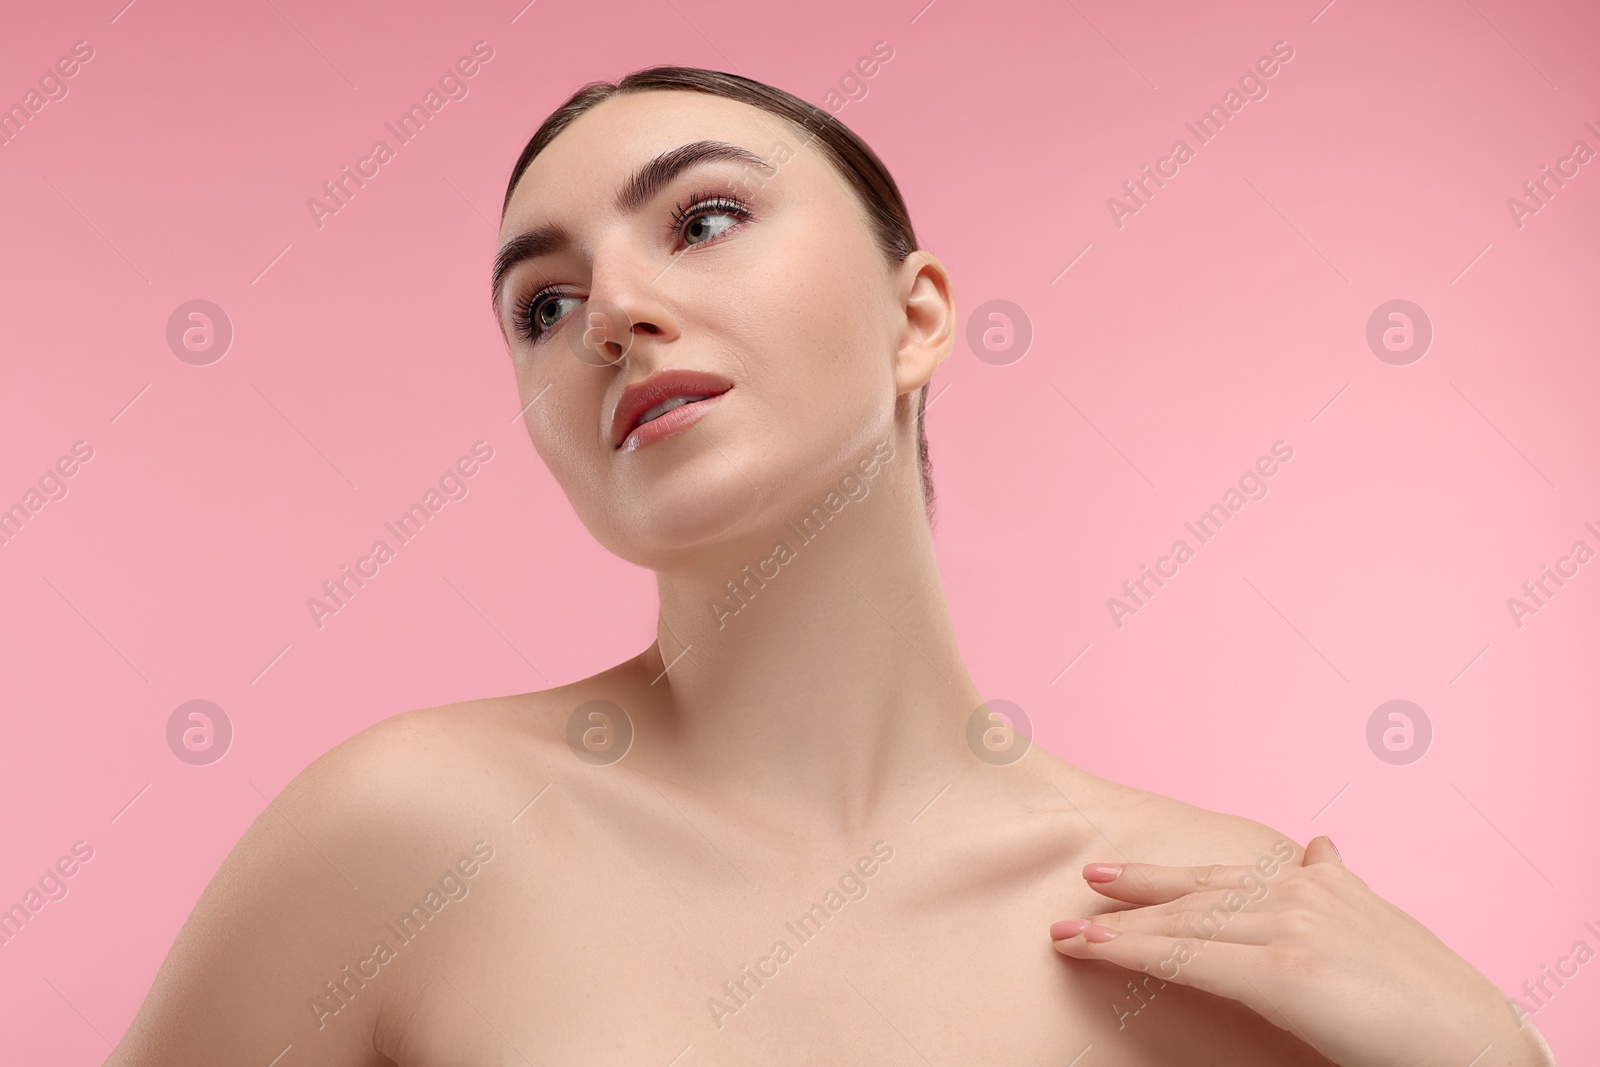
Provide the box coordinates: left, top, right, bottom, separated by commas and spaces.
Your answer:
610, 369, 734, 448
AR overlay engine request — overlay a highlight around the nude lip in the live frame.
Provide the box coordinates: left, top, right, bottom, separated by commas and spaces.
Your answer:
619, 390, 728, 453
610, 369, 735, 448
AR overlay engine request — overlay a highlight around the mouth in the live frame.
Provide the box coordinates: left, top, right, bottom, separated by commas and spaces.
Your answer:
636, 393, 714, 428
618, 390, 730, 453
611, 369, 734, 450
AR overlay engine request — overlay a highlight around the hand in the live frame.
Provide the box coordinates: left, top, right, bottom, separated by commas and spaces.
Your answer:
1048, 836, 1557, 1067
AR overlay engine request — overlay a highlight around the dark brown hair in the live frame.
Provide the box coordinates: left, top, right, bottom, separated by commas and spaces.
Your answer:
498, 65, 937, 528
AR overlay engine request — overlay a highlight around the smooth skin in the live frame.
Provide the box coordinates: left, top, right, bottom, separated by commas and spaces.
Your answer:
107, 90, 1556, 1065
1053, 839, 1558, 1065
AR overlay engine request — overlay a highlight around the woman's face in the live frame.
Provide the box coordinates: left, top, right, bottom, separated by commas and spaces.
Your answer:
494, 90, 929, 568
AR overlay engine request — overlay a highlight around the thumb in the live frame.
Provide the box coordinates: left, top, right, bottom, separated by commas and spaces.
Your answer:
1302, 834, 1343, 866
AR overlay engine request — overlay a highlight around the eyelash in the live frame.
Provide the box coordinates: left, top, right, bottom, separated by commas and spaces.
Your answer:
510, 189, 755, 345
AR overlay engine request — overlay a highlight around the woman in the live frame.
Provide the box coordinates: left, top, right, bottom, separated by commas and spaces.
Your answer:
110, 67, 1557, 1066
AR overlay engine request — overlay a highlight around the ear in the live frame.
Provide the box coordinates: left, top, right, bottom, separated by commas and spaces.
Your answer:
892, 250, 957, 398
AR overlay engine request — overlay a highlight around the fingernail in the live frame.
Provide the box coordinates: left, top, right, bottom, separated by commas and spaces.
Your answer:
1083, 924, 1120, 942
1328, 837, 1342, 863
1083, 863, 1122, 883
1050, 919, 1091, 939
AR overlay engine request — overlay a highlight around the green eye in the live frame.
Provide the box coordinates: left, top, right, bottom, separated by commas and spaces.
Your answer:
669, 193, 753, 248
513, 286, 581, 344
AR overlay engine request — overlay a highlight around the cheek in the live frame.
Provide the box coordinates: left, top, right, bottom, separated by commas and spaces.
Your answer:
746, 244, 891, 405
803, 273, 896, 421
516, 358, 605, 486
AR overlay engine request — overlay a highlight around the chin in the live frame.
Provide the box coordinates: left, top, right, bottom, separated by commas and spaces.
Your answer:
592, 469, 777, 569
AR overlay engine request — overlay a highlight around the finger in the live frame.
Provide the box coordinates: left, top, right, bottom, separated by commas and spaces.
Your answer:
1302, 834, 1342, 867
1060, 904, 1283, 947
1050, 925, 1277, 1017
1080, 860, 1287, 905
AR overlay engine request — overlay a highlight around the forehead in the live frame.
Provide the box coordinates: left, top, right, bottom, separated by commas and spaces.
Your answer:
501, 90, 821, 228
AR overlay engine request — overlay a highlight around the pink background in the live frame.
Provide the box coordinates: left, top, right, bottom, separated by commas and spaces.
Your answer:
2, 0, 1597, 1060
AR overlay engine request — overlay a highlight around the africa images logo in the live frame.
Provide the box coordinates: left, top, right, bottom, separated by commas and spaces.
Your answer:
705, 841, 895, 1030
709, 439, 895, 629
306, 41, 495, 230
1107, 440, 1294, 628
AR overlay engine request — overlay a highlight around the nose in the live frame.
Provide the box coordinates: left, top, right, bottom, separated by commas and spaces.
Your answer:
576, 243, 680, 366
573, 298, 666, 367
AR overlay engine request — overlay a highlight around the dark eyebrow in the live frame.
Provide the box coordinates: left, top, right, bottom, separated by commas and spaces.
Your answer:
490, 140, 777, 313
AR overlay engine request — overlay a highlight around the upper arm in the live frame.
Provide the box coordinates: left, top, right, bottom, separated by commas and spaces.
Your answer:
108, 709, 498, 1067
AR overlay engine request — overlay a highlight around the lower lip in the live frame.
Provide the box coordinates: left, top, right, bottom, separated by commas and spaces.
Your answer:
619, 391, 729, 453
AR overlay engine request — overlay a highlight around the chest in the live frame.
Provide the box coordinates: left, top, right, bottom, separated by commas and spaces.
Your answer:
388, 836, 1213, 1065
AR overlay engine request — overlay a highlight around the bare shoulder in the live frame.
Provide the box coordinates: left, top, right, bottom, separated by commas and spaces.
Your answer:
1037, 757, 1334, 1065
280, 658, 646, 826
107, 675, 608, 1067
289, 687, 566, 809
1044, 757, 1308, 871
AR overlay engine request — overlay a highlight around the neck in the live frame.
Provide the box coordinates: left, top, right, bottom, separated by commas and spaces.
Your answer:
632, 432, 983, 843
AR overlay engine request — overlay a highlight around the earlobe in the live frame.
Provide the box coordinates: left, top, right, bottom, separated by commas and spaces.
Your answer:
892, 252, 957, 395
